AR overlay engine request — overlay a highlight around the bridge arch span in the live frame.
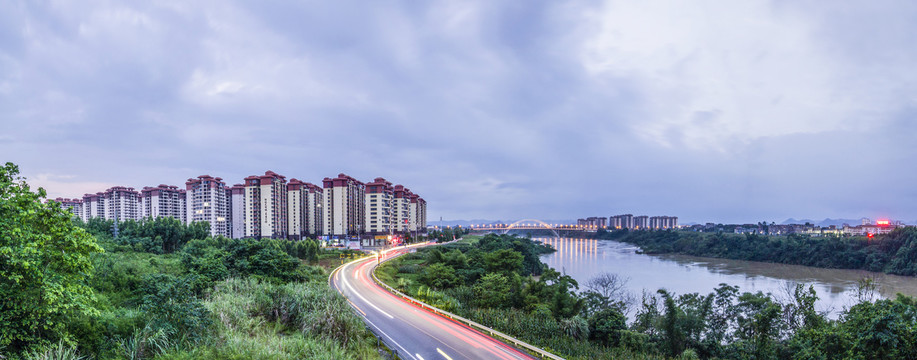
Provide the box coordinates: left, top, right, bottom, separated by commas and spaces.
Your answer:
502, 219, 560, 238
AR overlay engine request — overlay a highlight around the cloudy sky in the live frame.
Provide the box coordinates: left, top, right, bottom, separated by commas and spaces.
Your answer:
2, 0, 916, 224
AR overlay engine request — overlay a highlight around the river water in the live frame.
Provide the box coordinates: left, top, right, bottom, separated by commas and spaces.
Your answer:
537, 237, 917, 316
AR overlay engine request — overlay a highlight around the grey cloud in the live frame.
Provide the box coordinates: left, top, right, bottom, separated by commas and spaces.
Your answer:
2, 0, 916, 224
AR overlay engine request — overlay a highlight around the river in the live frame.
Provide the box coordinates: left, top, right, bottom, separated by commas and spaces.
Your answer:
537, 237, 917, 316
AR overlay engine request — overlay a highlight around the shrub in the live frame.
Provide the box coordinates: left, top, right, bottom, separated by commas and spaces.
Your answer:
140, 274, 214, 346
589, 308, 627, 346
24, 340, 86, 360
397, 264, 421, 274
473, 273, 512, 309
419, 263, 460, 290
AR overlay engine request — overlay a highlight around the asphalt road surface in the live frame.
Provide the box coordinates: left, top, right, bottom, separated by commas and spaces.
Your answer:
330, 244, 535, 360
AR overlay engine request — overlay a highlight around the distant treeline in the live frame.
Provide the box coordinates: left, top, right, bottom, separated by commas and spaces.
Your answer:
600, 227, 917, 276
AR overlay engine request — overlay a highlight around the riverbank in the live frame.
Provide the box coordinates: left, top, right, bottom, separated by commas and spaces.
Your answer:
601, 228, 917, 276
539, 237, 917, 317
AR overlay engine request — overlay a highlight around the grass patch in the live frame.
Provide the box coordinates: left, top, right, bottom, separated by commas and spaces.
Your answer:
195, 277, 381, 360
457, 235, 482, 245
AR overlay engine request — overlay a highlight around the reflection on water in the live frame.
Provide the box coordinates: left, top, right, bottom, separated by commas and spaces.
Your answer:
538, 238, 917, 316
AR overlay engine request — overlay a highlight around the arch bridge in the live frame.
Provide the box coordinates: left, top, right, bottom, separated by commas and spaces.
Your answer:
469, 219, 601, 237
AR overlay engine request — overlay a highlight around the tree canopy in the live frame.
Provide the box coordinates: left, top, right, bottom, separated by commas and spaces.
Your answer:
0, 162, 103, 353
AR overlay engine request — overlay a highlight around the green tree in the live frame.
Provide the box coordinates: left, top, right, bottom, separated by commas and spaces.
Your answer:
734, 291, 783, 359
841, 295, 917, 359
484, 249, 524, 275
420, 263, 460, 290
0, 162, 104, 353
588, 308, 627, 346
473, 273, 512, 309
658, 289, 689, 357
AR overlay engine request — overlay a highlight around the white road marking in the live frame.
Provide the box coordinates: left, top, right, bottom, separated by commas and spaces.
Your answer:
416, 354, 425, 360
437, 348, 454, 360
362, 317, 415, 360
341, 262, 394, 319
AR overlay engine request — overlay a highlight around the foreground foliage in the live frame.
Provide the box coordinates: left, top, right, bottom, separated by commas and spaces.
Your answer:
1, 161, 380, 359
0, 162, 104, 354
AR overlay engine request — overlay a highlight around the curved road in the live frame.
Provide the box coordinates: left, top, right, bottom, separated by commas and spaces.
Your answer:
330, 244, 534, 360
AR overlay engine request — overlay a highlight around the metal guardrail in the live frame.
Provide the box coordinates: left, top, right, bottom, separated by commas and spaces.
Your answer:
371, 251, 565, 360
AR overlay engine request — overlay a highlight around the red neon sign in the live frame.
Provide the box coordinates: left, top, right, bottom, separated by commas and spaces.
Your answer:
877, 220, 890, 226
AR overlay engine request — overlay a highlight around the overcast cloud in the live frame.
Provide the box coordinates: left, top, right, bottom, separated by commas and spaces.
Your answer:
2, 0, 916, 224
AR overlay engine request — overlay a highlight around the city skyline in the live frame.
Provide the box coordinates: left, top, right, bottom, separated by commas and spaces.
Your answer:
4, 1, 917, 224
51, 169, 427, 239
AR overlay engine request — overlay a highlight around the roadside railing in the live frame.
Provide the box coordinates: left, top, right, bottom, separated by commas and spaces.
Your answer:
371, 251, 565, 360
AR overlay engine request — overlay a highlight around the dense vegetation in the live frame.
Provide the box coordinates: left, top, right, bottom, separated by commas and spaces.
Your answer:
606, 228, 917, 275
380, 233, 917, 359
0, 162, 381, 359
427, 226, 471, 243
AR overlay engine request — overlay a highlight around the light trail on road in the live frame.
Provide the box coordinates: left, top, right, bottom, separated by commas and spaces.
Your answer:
330, 244, 536, 360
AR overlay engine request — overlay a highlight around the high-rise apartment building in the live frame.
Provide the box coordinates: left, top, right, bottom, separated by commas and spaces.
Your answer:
649, 216, 678, 230
229, 184, 246, 239
287, 179, 322, 240
304, 182, 323, 238
186, 175, 231, 238
243, 171, 288, 239
80, 186, 141, 222
634, 215, 649, 229
140, 184, 186, 222
107, 186, 141, 222
81, 193, 104, 221
392, 185, 412, 233
287, 179, 307, 240
610, 214, 635, 229
53, 198, 83, 219
390, 185, 427, 235
577, 217, 606, 228
322, 173, 365, 237
407, 193, 428, 232
365, 177, 394, 236
415, 197, 427, 232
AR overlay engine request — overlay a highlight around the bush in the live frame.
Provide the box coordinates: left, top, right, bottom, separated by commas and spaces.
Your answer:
419, 263, 460, 290
589, 308, 627, 346
473, 273, 512, 309
181, 237, 316, 287
561, 316, 590, 340
89, 251, 183, 307
140, 274, 214, 346
397, 264, 421, 274
24, 340, 86, 360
